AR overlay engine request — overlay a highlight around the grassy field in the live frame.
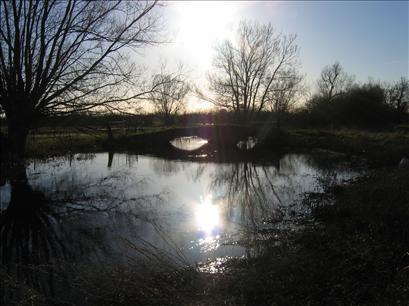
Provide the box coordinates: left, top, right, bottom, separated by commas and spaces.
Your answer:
20, 126, 170, 156
287, 128, 409, 167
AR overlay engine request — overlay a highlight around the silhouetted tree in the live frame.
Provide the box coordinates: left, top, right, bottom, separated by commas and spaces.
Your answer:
317, 62, 354, 102
207, 20, 301, 121
337, 83, 389, 127
305, 81, 391, 127
149, 64, 190, 124
267, 76, 303, 129
384, 77, 409, 122
0, 0, 161, 157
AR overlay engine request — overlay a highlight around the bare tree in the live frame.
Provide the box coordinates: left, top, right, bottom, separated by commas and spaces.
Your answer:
267, 74, 303, 129
149, 64, 190, 124
384, 77, 409, 120
317, 62, 354, 101
0, 0, 162, 157
207, 20, 301, 120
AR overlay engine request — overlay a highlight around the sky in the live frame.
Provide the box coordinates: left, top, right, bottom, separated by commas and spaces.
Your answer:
138, 1, 409, 111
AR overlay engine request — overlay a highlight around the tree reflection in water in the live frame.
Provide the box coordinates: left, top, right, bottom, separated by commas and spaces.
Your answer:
210, 156, 287, 231
0, 160, 165, 304
0, 152, 359, 303
1, 163, 69, 303
208, 153, 355, 247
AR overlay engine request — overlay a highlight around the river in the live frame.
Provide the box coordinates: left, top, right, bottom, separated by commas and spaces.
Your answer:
1, 151, 360, 270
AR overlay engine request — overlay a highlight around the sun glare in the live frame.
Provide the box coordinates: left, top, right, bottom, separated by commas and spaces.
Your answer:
195, 195, 221, 236
174, 2, 238, 67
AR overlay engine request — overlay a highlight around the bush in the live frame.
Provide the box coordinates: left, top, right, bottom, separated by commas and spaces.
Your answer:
303, 83, 398, 128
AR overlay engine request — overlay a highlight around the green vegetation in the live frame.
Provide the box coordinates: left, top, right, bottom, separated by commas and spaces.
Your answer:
2, 114, 408, 306
1, 126, 170, 157
204, 167, 409, 305
0, 1, 407, 304
300, 83, 406, 128
4, 165, 406, 305
287, 129, 409, 167
8, 125, 407, 169
1, 126, 408, 305
25, 133, 105, 156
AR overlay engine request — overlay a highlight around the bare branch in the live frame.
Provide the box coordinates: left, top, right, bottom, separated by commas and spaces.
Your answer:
0, 0, 162, 155
147, 63, 191, 122
317, 62, 355, 101
207, 20, 301, 117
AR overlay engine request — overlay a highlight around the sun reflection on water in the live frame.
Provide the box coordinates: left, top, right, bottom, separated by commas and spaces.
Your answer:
195, 195, 222, 238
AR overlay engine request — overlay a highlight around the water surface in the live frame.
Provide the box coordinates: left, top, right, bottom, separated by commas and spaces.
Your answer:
0, 152, 359, 267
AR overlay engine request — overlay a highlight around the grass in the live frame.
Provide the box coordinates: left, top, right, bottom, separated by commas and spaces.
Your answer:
1, 260, 202, 306
47, 166, 409, 305
204, 167, 409, 305
25, 133, 105, 156
2, 125, 409, 305
18, 126, 170, 157
287, 128, 409, 167
14, 125, 409, 167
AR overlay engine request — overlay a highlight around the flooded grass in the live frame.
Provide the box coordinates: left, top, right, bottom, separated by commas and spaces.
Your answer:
1, 126, 409, 305
288, 129, 409, 167
25, 133, 105, 156
203, 167, 409, 305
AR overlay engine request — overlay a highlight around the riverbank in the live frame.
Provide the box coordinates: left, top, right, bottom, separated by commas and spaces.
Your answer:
1, 126, 408, 305
287, 129, 409, 167
5, 165, 405, 305
199, 166, 409, 305
83, 166, 409, 305
4, 126, 408, 167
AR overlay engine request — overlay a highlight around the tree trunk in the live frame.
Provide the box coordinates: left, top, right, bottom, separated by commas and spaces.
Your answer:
7, 114, 30, 159
276, 111, 281, 131
106, 124, 113, 142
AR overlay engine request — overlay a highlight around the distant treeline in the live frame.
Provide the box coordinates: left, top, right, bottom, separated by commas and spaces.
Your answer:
0, 110, 278, 129
297, 82, 408, 128
0, 81, 407, 131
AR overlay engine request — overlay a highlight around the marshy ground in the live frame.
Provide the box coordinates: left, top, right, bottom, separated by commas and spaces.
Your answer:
1, 125, 408, 305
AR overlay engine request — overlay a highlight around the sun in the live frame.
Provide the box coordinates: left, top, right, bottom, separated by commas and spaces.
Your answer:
173, 1, 238, 67
169, 1, 239, 111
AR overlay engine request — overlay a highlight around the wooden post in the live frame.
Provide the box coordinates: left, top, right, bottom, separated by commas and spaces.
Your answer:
106, 123, 113, 142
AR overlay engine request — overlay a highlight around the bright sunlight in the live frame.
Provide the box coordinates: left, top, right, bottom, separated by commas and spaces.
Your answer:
173, 1, 238, 68
195, 195, 221, 236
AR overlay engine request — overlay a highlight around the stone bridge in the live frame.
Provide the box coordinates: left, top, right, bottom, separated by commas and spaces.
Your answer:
119, 124, 280, 154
